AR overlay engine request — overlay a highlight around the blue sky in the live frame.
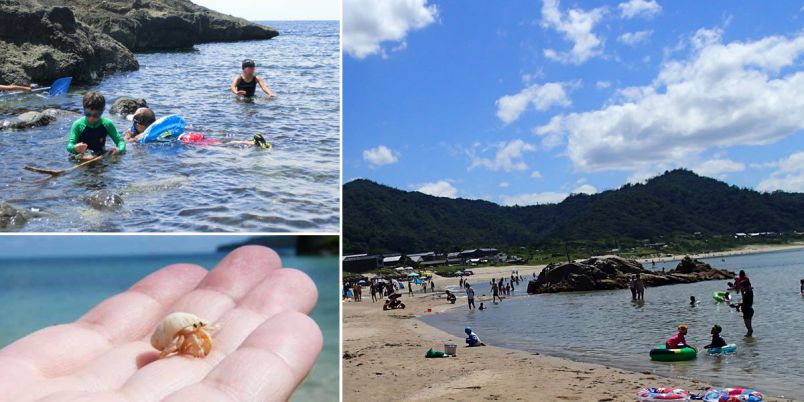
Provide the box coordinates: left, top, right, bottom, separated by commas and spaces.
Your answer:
343, 0, 804, 205
192, 0, 339, 21
0, 236, 253, 259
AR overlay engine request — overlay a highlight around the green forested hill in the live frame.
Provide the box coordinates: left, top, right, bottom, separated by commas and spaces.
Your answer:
344, 170, 804, 254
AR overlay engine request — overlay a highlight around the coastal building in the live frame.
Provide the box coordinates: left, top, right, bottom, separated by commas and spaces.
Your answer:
343, 254, 382, 273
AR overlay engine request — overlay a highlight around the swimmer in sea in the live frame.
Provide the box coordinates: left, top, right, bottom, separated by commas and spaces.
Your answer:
230, 59, 274, 98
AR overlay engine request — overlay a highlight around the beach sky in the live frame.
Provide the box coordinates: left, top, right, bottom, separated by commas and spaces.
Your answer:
343, 0, 804, 205
0, 236, 254, 258
192, 0, 340, 21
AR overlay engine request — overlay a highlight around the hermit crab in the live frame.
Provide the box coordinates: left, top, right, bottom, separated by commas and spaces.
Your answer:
151, 312, 217, 358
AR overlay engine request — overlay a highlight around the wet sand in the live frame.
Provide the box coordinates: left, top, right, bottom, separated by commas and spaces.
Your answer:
343, 269, 797, 402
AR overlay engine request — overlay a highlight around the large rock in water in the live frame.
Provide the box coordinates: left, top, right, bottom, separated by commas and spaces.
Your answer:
110, 97, 147, 116
0, 1, 139, 85
526, 255, 735, 294
0, 111, 56, 130
84, 189, 124, 211
35, 0, 279, 51
0, 202, 28, 229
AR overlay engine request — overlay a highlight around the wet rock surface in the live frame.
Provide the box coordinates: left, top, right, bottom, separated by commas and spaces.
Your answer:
527, 255, 735, 294
110, 97, 147, 116
84, 189, 124, 211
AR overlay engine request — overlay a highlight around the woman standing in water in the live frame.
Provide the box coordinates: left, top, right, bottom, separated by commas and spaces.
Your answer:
739, 279, 754, 337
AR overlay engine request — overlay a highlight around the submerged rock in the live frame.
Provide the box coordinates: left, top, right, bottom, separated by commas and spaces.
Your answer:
35, 0, 279, 51
526, 255, 735, 294
110, 97, 147, 116
84, 189, 124, 211
0, 111, 57, 130
0, 2, 139, 85
0, 202, 28, 229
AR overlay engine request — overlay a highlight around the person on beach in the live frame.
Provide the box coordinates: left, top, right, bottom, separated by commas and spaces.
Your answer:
738, 279, 754, 337
635, 274, 645, 300
430, 281, 435, 293
67, 91, 125, 157
800, 279, 803, 295
478, 302, 485, 310
0, 83, 31, 91
445, 290, 456, 304
464, 327, 485, 347
231, 59, 275, 98
665, 325, 694, 350
371, 282, 378, 302
408, 280, 413, 296
466, 284, 475, 310
734, 270, 750, 289
704, 325, 727, 350
492, 282, 502, 303
629, 275, 637, 300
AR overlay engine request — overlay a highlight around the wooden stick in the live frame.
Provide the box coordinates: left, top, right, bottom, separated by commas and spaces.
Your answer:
23, 154, 105, 176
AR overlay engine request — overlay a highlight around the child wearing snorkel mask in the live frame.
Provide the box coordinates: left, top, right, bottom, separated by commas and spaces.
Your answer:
67, 91, 125, 157
230, 59, 275, 98
123, 107, 156, 142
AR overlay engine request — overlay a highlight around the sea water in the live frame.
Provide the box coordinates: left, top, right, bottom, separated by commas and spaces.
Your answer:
0, 252, 338, 401
0, 21, 339, 232
422, 249, 804, 399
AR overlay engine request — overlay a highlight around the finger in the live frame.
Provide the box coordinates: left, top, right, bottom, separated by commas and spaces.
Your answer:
0, 264, 206, 396
162, 311, 322, 402
118, 267, 315, 400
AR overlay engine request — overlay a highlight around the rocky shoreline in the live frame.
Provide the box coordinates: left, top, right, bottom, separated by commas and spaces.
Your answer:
0, 0, 277, 85
526, 255, 735, 294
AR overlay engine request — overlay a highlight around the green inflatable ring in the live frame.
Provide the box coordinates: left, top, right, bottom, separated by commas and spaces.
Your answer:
713, 291, 727, 302
649, 345, 697, 361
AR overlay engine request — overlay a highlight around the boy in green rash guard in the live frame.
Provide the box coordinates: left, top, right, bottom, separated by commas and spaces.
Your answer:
67, 91, 125, 157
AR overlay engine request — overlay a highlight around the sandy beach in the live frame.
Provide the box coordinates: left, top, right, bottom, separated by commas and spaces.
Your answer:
638, 242, 804, 264
343, 264, 798, 402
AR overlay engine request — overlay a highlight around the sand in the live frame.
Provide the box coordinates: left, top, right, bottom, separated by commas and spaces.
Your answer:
638, 242, 804, 264
343, 267, 798, 402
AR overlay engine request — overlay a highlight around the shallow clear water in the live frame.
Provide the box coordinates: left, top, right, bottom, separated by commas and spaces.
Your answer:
0, 251, 339, 401
0, 21, 340, 232
422, 250, 804, 399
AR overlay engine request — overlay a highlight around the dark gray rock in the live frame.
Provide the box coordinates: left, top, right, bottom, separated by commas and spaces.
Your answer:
0, 202, 27, 229
0, 111, 56, 130
526, 255, 735, 294
0, 1, 139, 85
35, 0, 279, 51
110, 97, 147, 116
84, 189, 124, 211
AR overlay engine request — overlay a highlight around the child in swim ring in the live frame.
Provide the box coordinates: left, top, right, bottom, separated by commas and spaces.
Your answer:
230, 59, 274, 98
704, 325, 727, 350
665, 325, 694, 350
124, 107, 157, 142
179, 132, 271, 149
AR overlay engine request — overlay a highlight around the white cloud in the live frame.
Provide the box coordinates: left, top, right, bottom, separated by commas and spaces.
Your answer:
469, 140, 537, 172
499, 181, 510, 188
573, 184, 598, 194
541, 0, 606, 64
536, 30, 804, 173
618, 0, 661, 20
618, 30, 652, 46
757, 152, 804, 193
417, 180, 458, 198
362, 145, 399, 167
344, 0, 437, 59
531, 171, 543, 179
692, 159, 745, 178
501, 191, 568, 206
496, 81, 575, 124
596, 80, 612, 89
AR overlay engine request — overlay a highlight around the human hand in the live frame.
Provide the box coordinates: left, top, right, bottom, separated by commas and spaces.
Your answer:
75, 143, 88, 153
237, 90, 246, 96
0, 246, 321, 402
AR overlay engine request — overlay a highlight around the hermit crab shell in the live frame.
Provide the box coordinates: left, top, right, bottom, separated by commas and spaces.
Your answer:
150, 312, 210, 351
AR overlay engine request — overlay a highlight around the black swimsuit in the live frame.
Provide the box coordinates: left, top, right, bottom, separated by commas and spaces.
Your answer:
78, 123, 109, 154
236, 75, 257, 97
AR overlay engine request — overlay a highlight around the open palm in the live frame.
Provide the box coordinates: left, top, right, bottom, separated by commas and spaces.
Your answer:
0, 246, 321, 402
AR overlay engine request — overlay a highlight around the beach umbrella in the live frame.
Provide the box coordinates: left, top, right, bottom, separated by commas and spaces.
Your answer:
394, 267, 406, 271
407, 272, 420, 277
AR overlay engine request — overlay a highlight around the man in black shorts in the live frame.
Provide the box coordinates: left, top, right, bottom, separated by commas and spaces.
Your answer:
740, 279, 754, 337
